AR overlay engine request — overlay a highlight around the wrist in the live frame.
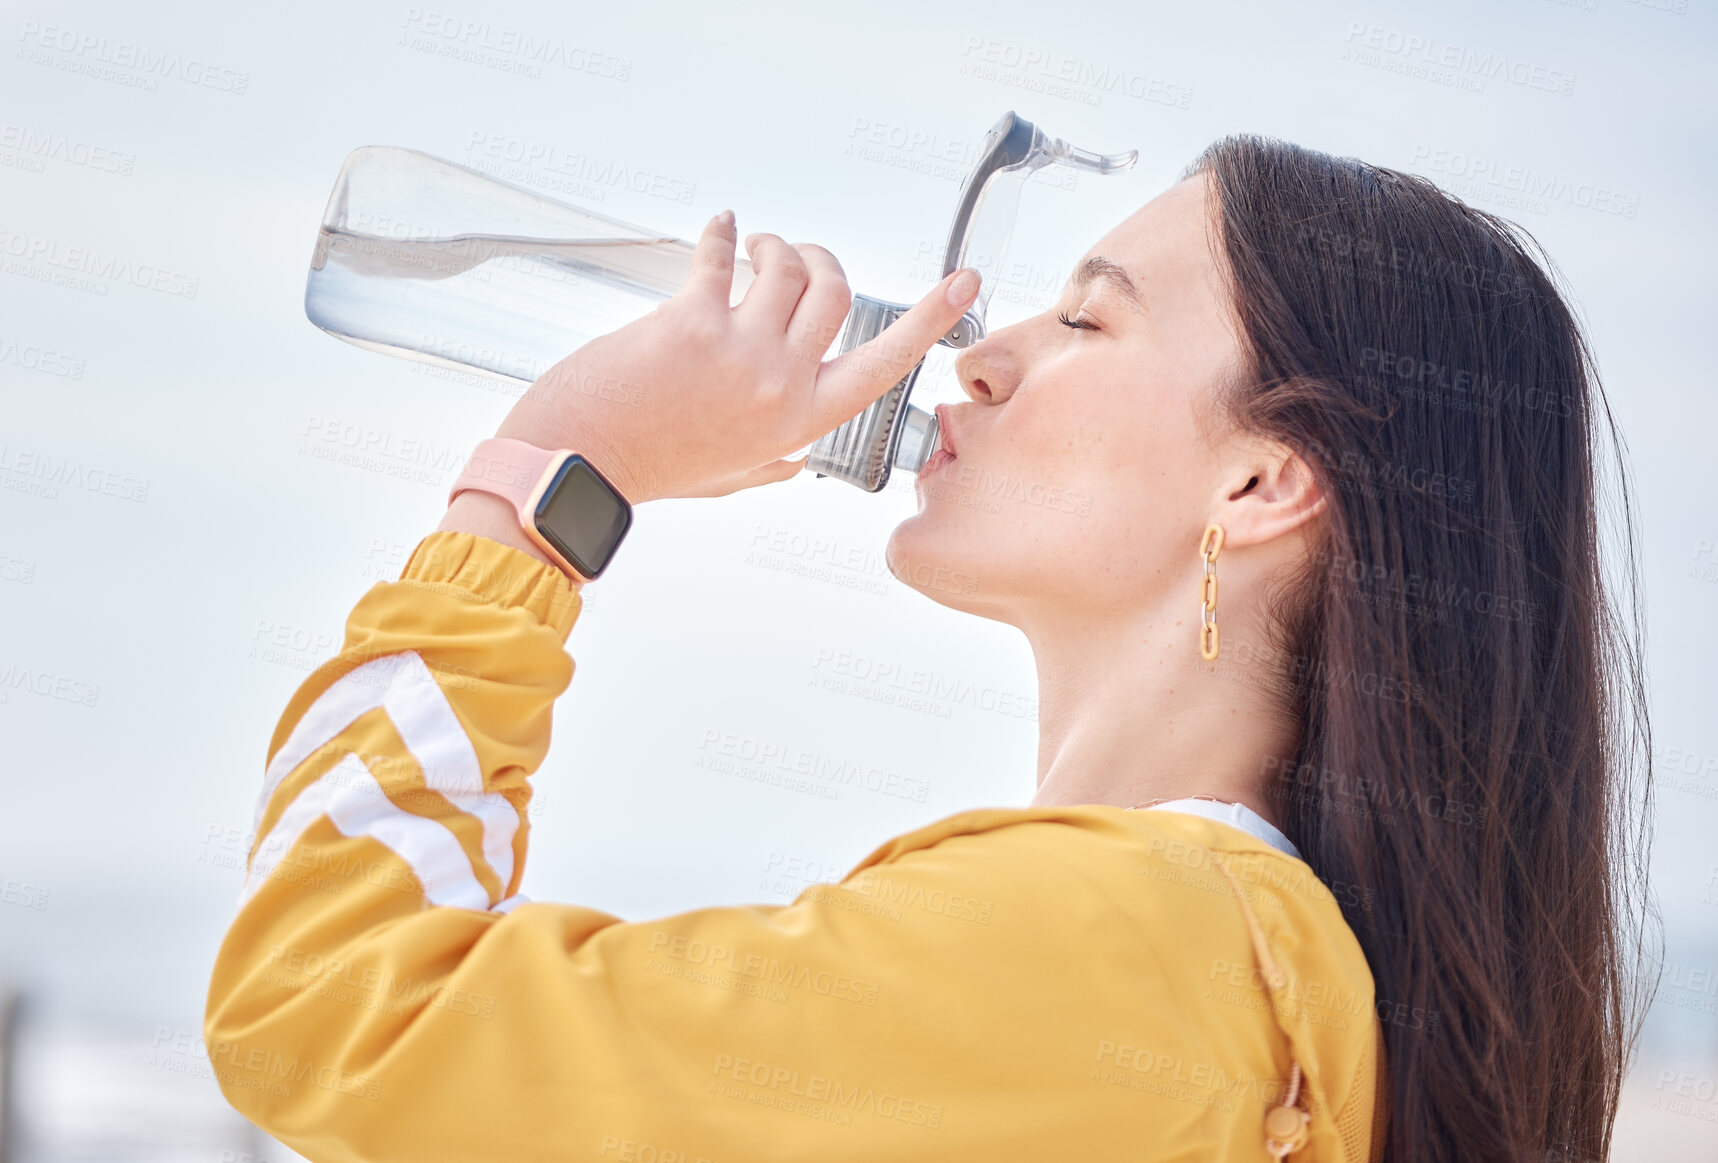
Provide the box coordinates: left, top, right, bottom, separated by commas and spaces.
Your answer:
495, 410, 644, 506
436, 491, 578, 584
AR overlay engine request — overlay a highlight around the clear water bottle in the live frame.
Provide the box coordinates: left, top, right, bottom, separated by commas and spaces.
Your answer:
304, 112, 1136, 492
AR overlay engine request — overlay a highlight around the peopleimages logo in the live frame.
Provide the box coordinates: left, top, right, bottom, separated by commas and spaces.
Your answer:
1342, 23, 1577, 96
1411, 146, 1640, 219
15, 22, 251, 94
0, 663, 100, 708
466, 132, 696, 205
0, 334, 85, 380
0, 443, 149, 504
957, 36, 1194, 109
0, 228, 199, 299
0, 121, 136, 175
297, 416, 469, 488
148, 1028, 382, 1101
400, 9, 632, 80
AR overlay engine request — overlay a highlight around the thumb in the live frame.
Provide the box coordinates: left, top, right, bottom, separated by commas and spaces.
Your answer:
684, 454, 805, 499
805, 267, 981, 440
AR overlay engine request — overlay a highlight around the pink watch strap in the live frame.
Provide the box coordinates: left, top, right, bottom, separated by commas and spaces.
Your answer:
447, 437, 561, 510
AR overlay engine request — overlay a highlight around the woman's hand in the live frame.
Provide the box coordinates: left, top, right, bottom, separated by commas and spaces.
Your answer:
489, 210, 982, 504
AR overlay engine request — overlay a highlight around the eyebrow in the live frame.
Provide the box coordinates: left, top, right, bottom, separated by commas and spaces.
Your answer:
1069, 255, 1144, 313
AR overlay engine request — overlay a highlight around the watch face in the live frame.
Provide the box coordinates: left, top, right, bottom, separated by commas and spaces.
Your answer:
533, 455, 632, 579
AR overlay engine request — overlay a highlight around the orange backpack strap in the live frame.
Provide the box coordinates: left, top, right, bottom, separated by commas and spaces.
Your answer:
1206, 849, 1314, 1159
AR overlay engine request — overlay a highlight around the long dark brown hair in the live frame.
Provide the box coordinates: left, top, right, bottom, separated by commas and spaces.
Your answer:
1182, 136, 1657, 1162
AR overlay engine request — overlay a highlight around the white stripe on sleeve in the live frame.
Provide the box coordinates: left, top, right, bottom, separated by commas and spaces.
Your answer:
253, 656, 395, 833
379, 652, 519, 892
251, 650, 522, 897
239, 753, 491, 912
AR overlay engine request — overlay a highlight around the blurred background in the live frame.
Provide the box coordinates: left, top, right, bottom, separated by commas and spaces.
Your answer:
1, 0, 1713, 1158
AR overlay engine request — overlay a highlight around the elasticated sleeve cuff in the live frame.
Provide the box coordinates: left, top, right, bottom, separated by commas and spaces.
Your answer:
398, 530, 583, 641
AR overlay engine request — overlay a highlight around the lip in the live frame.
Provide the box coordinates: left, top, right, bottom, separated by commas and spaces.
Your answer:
919, 447, 956, 477
932, 404, 959, 459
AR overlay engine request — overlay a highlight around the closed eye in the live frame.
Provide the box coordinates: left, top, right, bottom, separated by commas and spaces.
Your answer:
1057, 309, 1100, 331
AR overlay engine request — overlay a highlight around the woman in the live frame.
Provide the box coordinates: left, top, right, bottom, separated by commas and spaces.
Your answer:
204, 136, 1653, 1162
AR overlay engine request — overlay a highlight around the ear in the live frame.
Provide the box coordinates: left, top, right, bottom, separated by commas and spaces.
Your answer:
1210, 441, 1326, 550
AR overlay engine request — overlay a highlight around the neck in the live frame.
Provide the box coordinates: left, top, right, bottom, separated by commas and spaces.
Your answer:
1016, 579, 1295, 830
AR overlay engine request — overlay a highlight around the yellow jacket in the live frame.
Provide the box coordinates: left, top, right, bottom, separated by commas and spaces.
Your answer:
205, 531, 1387, 1162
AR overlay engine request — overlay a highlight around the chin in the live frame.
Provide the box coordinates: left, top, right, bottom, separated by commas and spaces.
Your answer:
885, 508, 1006, 619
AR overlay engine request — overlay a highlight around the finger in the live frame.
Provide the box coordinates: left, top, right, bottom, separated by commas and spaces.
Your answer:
678, 456, 804, 499
785, 243, 852, 364
736, 456, 806, 492
683, 211, 738, 305
735, 233, 810, 333
805, 267, 980, 441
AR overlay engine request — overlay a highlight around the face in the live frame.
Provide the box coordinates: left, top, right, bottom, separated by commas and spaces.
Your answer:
887, 172, 1248, 624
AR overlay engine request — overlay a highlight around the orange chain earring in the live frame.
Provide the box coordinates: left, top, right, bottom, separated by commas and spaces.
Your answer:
1199, 523, 1224, 661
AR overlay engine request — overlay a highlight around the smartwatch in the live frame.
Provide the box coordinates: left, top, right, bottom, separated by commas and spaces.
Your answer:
447, 437, 633, 581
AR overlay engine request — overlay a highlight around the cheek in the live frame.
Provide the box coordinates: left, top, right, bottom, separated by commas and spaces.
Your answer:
989, 376, 1214, 579
995, 375, 1200, 507
888, 359, 1219, 605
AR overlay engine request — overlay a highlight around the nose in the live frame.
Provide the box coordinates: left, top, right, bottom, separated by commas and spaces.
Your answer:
953, 326, 1022, 405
